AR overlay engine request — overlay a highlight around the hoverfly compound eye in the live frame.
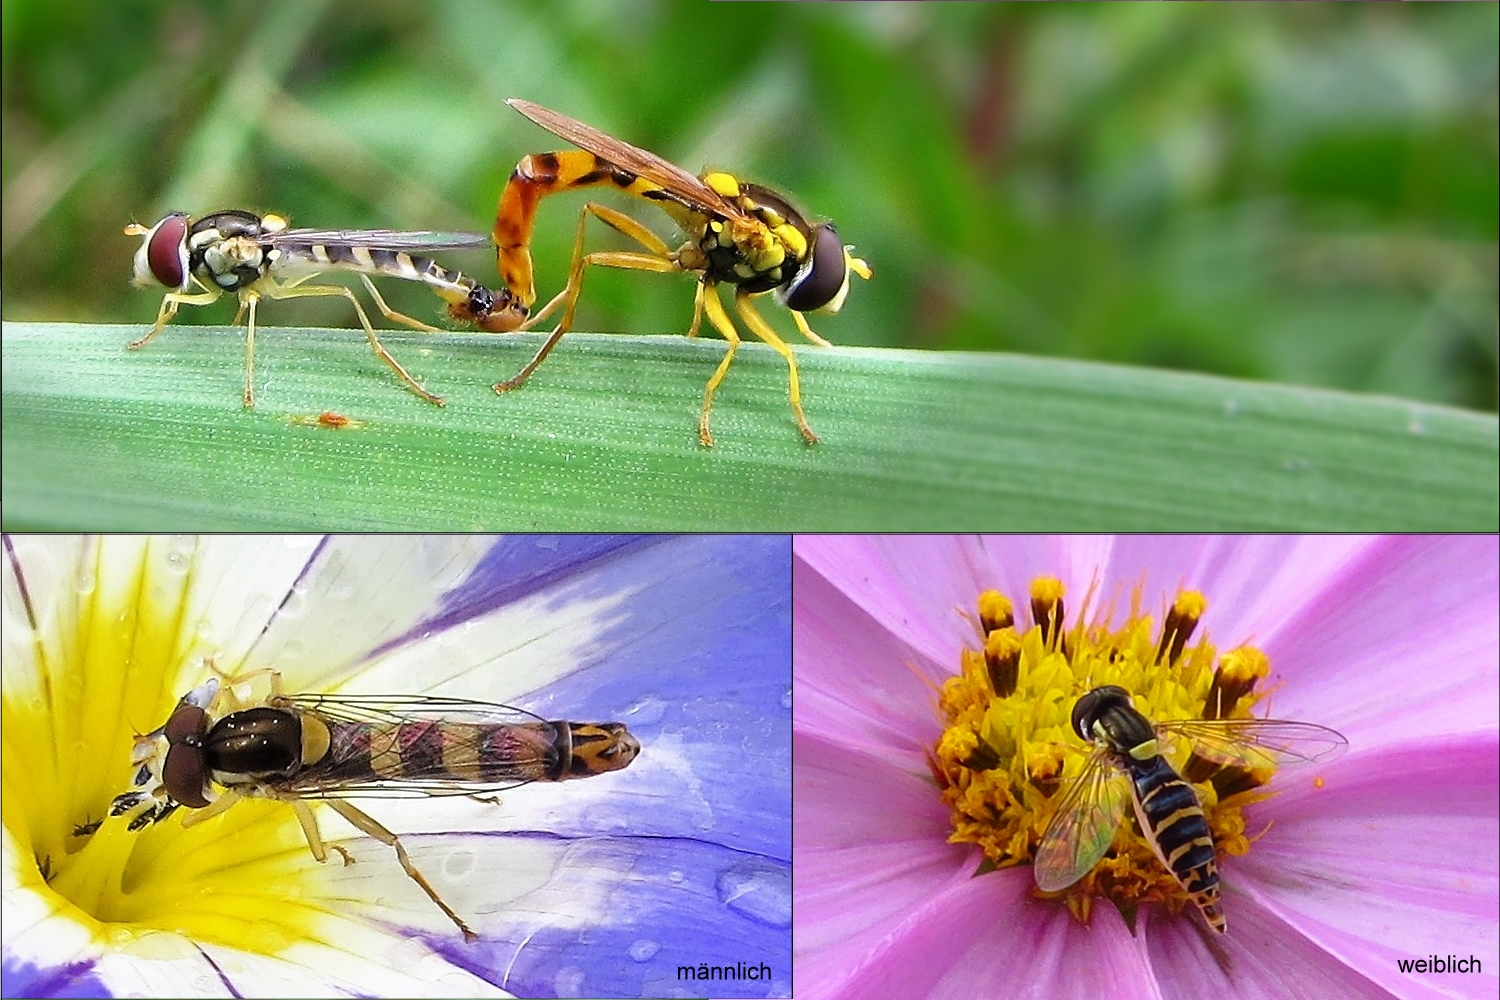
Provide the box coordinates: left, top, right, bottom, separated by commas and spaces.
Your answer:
161, 703, 211, 808
163, 704, 209, 744
1071, 685, 1131, 741
1070, 690, 1100, 740
162, 741, 211, 808
780, 223, 851, 314
131, 213, 192, 291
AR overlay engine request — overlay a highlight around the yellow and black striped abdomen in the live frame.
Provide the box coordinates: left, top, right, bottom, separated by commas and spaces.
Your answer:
1125, 753, 1225, 933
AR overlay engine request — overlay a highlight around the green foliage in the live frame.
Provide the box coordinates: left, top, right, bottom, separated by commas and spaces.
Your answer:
4, 1, 1494, 409
3, 2, 1496, 529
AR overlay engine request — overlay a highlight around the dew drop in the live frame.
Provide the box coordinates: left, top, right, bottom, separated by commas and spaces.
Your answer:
715, 859, 790, 928
628, 695, 667, 726
163, 535, 196, 574
443, 847, 477, 880
628, 939, 660, 962
552, 966, 586, 998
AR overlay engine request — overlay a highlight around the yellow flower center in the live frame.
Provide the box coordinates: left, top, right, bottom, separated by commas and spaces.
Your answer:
3, 541, 327, 954
931, 577, 1275, 929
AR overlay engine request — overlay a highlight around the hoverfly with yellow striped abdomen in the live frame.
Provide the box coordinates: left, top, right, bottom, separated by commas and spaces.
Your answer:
490, 99, 872, 447
1033, 685, 1346, 934
108, 668, 640, 941
125, 210, 529, 407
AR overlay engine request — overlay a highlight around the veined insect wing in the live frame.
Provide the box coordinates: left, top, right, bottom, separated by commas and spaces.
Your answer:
1032, 749, 1133, 892
1157, 717, 1349, 772
506, 98, 738, 219
266, 228, 495, 251
263, 692, 637, 800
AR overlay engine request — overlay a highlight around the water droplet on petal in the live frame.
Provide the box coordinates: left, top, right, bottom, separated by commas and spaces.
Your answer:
628, 695, 667, 726
716, 859, 790, 928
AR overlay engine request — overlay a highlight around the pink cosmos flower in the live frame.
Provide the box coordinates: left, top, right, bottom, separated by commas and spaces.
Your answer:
793, 535, 1498, 1000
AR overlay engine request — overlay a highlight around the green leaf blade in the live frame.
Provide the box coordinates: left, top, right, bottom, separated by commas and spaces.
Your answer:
3, 323, 1495, 530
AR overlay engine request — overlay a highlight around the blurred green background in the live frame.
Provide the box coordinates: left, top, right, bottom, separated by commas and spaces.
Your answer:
4, 0, 1496, 412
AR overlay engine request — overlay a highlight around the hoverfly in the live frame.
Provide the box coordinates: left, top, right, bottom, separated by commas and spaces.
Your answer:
1033, 685, 1347, 934
490, 98, 872, 447
108, 670, 640, 941
125, 210, 530, 407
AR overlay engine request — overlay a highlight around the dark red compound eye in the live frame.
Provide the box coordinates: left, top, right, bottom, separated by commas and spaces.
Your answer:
146, 213, 191, 290
163, 704, 208, 744
161, 703, 210, 808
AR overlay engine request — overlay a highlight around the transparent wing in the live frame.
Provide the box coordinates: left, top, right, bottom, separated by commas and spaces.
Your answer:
1033, 751, 1133, 892
279, 693, 548, 727
273, 693, 561, 800
268, 229, 494, 251
508, 98, 742, 220
1158, 717, 1349, 772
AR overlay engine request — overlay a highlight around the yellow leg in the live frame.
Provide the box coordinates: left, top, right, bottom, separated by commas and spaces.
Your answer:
791, 309, 833, 348
686, 282, 706, 340
357, 275, 443, 333
178, 789, 242, 829
737, 290, 820, 445
323, 798, 476, 941
256, 277, 445, 407
494, 202, 680, 394
127, 288, 222, 350
289, 799, 354, 866
202, 663, 287, 713
696, 285, 741, 448
243, 293, 259, 407
517, 202, 677, 334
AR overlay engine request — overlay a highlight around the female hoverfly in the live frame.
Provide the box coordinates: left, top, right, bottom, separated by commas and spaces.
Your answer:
1033, 685, 1347, 934
109, 670, 640, 941
490, 98, 873, 447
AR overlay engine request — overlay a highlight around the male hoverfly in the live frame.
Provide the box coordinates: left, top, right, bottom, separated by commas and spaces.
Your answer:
108, 670, 640, 941
126, 210, 529, 407
1033, 685, 1347, 934
490, 98, 873, 447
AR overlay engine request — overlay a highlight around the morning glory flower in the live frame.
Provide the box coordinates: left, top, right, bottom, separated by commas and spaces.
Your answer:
4, 535, 790, 999
793, 535, 1498, 1000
